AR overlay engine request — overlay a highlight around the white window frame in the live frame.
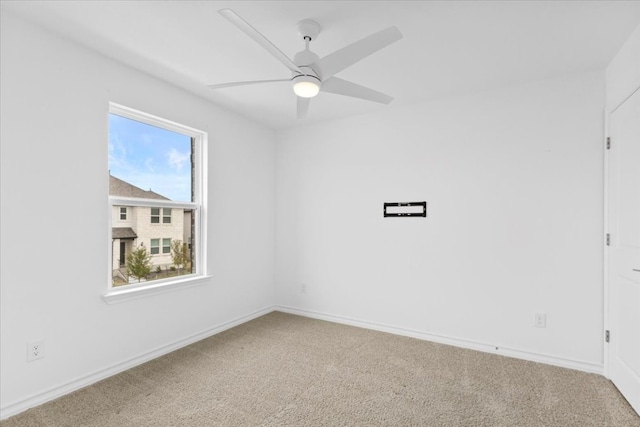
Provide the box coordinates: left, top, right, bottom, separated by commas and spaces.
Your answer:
104, 103, 209, 304
120, 207, 127, 220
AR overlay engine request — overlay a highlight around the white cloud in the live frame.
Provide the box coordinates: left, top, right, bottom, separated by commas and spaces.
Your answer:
145, 157, 155, 172
108, 133, 131, 172
166, 148, 190, 172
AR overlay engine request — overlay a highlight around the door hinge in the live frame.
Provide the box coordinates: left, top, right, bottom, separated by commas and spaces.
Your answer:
606, 137, 611, 150
605, 330, 610, 343
606, 234, 610, 246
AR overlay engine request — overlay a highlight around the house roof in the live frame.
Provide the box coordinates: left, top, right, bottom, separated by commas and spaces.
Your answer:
112, 227, 137, 240
109, 174, 170, 200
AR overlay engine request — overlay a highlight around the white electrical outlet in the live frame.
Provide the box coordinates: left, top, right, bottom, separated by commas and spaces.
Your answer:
27, 340, 45, 362
534, 313, 547, 328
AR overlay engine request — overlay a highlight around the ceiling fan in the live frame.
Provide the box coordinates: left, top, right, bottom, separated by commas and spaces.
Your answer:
209, 9, 403, 119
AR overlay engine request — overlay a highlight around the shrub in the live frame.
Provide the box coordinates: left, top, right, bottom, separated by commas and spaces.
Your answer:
126, 245, 152, 282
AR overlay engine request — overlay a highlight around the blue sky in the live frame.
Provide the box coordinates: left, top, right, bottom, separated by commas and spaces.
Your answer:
109, 114, 192, 202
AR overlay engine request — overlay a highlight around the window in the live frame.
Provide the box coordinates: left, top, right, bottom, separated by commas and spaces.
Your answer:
107, 103, 207, 300
151, 208, 171, 224
149, 238, 172, 256
150, 239, 160, 255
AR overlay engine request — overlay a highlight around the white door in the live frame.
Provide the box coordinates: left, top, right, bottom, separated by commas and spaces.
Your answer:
607, 87, 640, 415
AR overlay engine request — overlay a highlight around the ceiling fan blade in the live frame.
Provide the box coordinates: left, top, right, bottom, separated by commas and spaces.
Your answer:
297, 97, 311, 119
219, 9, 302, 75
321, 77, 393, 104
311, 26, 402, 80
208, 79, 290, 90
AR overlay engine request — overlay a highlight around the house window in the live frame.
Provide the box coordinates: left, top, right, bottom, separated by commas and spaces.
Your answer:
150, 239, 160, 255
149, 238, 171, 255
162, 238, 171, 254
151, 208, 171, 224
107, 103, 207, 298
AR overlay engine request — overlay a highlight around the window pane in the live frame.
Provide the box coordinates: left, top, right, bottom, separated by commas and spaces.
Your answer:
151, 217, 160, 224
162, 208, 171, 224
108, 114, 193, 202
151, 208, 160, 215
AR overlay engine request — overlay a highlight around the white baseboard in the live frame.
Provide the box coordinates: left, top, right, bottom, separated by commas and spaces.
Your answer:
0, 305, 276, 421
275, 305, 604, 375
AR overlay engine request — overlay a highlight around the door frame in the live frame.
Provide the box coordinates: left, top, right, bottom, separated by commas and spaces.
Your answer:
603, 107, 610, 378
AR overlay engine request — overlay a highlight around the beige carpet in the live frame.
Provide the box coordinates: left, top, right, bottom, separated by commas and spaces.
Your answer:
2, 311, 639, 426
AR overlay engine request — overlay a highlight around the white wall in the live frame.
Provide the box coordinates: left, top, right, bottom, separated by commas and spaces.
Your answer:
0, 11, 276, 417
276, 70, 606, 370
606, 23, 640, 112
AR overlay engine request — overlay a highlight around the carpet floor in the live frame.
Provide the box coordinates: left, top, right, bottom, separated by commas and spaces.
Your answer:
2, 311, 639, 426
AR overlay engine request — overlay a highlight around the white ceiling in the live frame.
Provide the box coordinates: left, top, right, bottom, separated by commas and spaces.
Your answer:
3, 1, 640, 130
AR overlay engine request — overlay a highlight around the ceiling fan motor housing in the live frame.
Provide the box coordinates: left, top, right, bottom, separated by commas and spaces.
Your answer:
292, 49, 321, 98
292, 20, 321, 98
293, 50, 320, 76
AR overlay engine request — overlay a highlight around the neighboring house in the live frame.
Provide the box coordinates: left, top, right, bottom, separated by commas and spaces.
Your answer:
109, 174, 191, 275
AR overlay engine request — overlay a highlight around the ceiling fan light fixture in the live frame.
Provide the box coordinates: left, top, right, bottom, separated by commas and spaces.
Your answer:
292, 75, 320, 98
214, 9, 402, 119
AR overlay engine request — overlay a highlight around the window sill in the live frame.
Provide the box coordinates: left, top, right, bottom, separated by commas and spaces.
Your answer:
102, 275, 212, 304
